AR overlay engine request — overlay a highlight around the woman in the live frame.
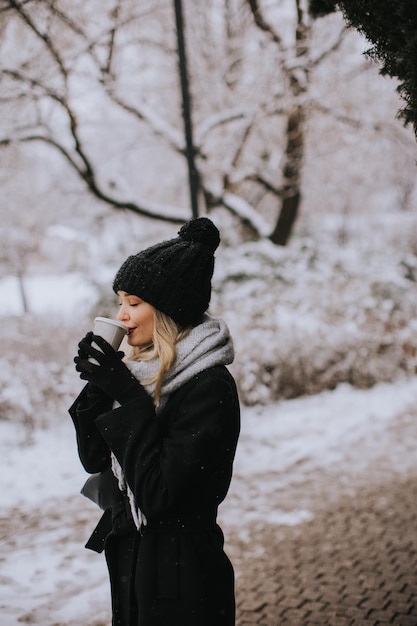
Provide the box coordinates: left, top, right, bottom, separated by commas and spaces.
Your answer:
69, 217, 240, 626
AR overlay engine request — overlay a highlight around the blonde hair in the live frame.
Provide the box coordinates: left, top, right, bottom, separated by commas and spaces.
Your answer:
128, 308, 190, 405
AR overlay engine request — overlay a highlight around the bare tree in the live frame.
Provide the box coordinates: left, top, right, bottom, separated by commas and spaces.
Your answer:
0, 0, 190, 222
310, 0, 417, 136
241, 0, 347, 244
0, 0, 412, 248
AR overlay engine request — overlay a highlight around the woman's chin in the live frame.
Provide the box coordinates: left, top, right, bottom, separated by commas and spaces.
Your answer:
126, 334, 136, 346
127, 333, 144, 348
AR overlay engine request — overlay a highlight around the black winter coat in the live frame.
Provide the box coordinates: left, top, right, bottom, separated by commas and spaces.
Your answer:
69, 364, 240, 626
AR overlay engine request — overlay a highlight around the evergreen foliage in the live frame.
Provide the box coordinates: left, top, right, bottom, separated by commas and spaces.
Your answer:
309, 0, 337, 17
309, 0, 417, 134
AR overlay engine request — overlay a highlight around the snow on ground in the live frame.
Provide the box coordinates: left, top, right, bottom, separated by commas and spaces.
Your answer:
223, 376, 417, 531
1, 375, 417, 624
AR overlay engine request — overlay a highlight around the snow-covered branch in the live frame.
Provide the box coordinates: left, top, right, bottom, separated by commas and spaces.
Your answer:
220, 192, 271, 238
311, 24, 347, 66
7, 0, 69, 82
246, 0, 284, 49
107, 92, 184, 152
194, 108, 249, 147
13, 133, 188, 223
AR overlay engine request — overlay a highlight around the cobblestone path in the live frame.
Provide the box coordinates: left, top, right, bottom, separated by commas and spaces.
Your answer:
232, 474, 417, 625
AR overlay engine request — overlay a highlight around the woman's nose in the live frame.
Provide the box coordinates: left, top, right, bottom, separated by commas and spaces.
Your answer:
117, 306, 128, 322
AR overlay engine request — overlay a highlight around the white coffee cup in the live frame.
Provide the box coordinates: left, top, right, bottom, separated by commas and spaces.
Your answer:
89, 317, 128, 364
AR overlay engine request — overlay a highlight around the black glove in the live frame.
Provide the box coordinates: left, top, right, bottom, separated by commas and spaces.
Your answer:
74, 333, 147, 404
74, 332, 107, 400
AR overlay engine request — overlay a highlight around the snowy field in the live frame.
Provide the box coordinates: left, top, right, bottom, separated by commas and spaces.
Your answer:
0, 274, 97, 317
1, 374, 417, 625
2, 0, 417, 622
2, 210, 417, 624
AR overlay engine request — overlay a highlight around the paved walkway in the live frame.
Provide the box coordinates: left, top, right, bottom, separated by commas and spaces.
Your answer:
231, 474, 417, 625
2, 381, 417, 624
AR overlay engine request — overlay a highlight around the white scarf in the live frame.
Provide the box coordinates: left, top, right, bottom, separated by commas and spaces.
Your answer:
111, 315, 234, 529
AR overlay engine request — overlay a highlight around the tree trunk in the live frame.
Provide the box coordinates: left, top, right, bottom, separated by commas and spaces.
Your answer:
17, 271, 29, 314
270, 105, 305, 246
174, 0, 199, 219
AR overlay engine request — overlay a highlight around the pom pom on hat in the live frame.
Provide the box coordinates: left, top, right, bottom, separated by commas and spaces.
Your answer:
113, 217, 220, 327
178, 217, 220, 253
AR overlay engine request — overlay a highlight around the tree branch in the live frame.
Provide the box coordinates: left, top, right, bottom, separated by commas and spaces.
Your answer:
103, 2, 121, 77
194, 108, 248, 148
1, 67, 188, 223
221, 191, 271, 237
312, 100, 381, 130
7, 0, 69, 81
222, 119, 255, 193
106, 91, 185, 152
246, 0, 302, 91
248, 173, 283, 197
311, 24, 347, 66
205, 184, 271, 238
246, 0, 283, 48
0, 0, 31, 13
1, 132, 187, 222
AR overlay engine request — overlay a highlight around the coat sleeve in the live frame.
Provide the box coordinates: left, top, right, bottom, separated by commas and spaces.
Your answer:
95, 369, 240, 519
68, 385, 113, 473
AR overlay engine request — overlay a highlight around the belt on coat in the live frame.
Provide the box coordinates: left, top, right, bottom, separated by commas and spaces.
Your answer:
143, 511, 218, 535
85, 508, 219, 553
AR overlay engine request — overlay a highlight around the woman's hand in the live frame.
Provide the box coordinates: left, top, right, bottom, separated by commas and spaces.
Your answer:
74, 333, 147, 404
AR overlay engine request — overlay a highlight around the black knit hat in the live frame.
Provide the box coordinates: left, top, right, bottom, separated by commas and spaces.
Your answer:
113, 217, 220, 327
